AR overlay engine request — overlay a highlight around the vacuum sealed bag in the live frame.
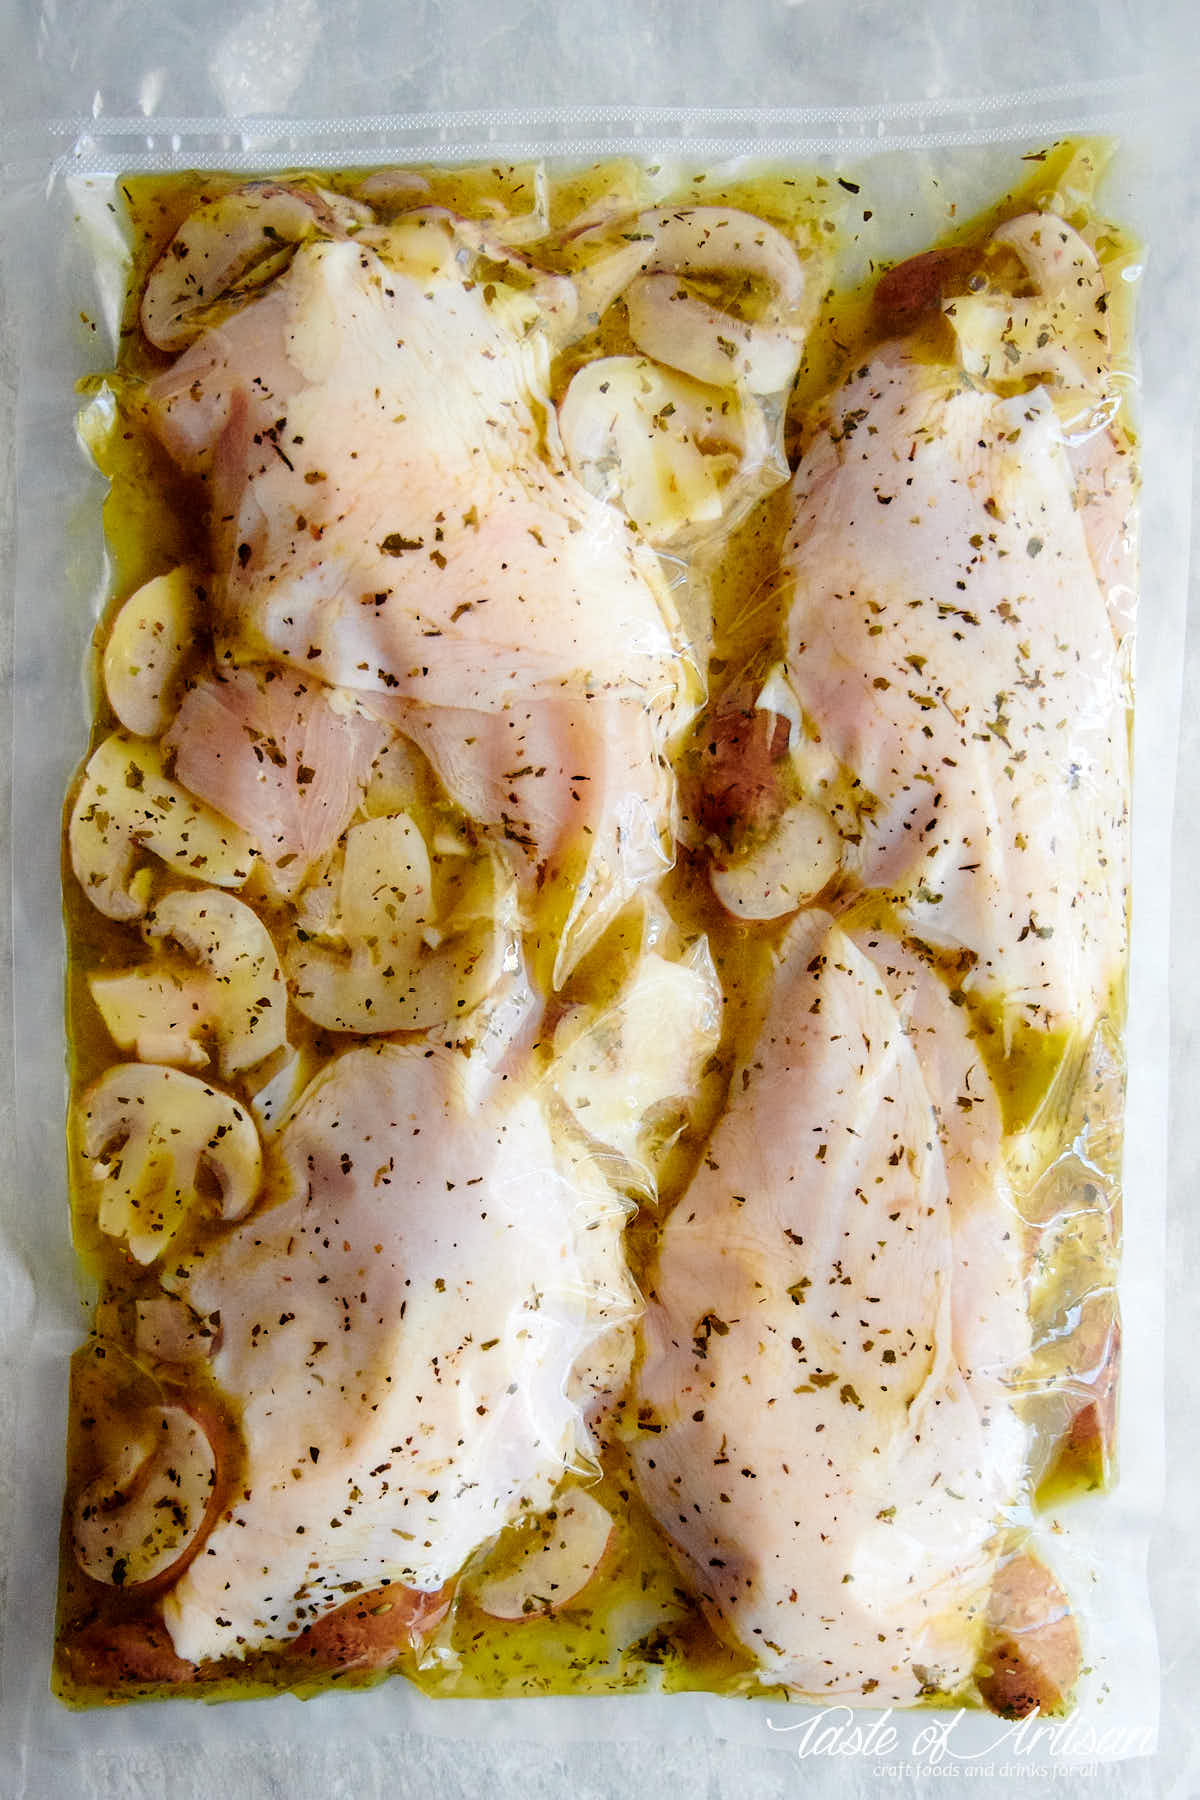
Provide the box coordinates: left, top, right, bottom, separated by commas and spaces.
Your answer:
0, 38, 1195, 1793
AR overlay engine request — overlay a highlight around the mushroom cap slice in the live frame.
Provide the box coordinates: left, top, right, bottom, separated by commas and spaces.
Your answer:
134, 1294, 217, 1366
550, 940, 721, 1185
559, 356, 778, 545
246, 1043, 315, 1137
337, 810, 433, 943
568, 204, 812, 392
944, 214, 1111, 409
469, 1490, 615, 1621
75, 1061, 262, 1263
990, 213, 1106, 302
710, 798, 840, 922
140, 182, 370, 351
287, 814, 517, 1034
625, 273, 803, 394
571, 205, 806, 326
102, 567, 202, 739
68, 733, 256, 922
88, 889, 288, 1076
72, 1401, 218, 1588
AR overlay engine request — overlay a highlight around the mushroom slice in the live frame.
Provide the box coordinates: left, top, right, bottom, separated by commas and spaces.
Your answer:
73, 1401, 218, 1589
134, 1294, 218, 1366
448, 213, 577, 331
246, 1043, 316, 1137
570, 205, 811, 393
990, 213, 1106, 302
357, 207, 463, 284
559, 356, 778, 544
710, 797, 840, 922
140, 181, 370, 351
625, 275, 802, 394
470, 1491, 614, 1621
76, 1062, 261, 1263
287, 813, 517, 1034
68, 733, 256, 922
103, 566, 203, 739
357, 206, 575, 335
550, 939, 721, 1186
945, 214, 1110, 406
89, 889, 287, 1076
359, 163, 547, 244
338, 810, 433, 942
703, 663, 842, 920
357, 168, 433, 207
360, 732, 439, 821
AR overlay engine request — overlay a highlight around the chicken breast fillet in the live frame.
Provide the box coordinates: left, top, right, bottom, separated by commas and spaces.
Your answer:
162, 1040, 635, 1663
632, 912, 1026, 1703
780, 348, 1128, 1041
143, 229, 694, 974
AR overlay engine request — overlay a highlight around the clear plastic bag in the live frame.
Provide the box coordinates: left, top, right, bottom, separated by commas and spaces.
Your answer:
1, 10, 1198, 1795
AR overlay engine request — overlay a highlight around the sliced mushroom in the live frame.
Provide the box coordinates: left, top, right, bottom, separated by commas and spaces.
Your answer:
625, 275, 802, 394
360, 162, 547, 245
356, 205, 576, 336
450, 214, 577, 331
945, 213, 1110, 403
469, 1491, 614, 1621
700, 665, 841, 920
141, 181, 370, 350
559, 356, 779, 544
287, 813, 517, 1034
340, 810, 432, 940
357, 169, 433, 207
102, 566, 203, 739
447, 161, 550, 245
360, 731, 439, 821
569, 206, 810, 393
69, 733, 256, 922
75, 1062, 261, 1263
73, 1402, 218, 1589
89, 889, 287, 1075
990, 213, 1106, 302
710, 797, 840, 921
357, 207, 463, 285
550, 940, 721, 1181
246, 1043, 316, 1137
134, 1294, 218, 1366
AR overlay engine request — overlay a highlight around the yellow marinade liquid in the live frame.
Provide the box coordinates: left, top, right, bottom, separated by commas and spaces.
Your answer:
55, 145, 1132, 1706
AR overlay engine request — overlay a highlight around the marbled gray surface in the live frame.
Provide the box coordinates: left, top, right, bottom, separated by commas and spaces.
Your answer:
1, 3, 1198, 1796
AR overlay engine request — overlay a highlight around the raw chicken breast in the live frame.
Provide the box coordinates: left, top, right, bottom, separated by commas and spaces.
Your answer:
143, 236, 684, 708
380, 690, 675, 981
632, 912, 1026, 1703
780, 347, 1128, 1041
162, 1040, 635, 1662
165, 665, 388, 894
142, 227, 693, 971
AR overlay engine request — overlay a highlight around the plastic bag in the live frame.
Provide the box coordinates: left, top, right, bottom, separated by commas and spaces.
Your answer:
1, 10, 1197, 1795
